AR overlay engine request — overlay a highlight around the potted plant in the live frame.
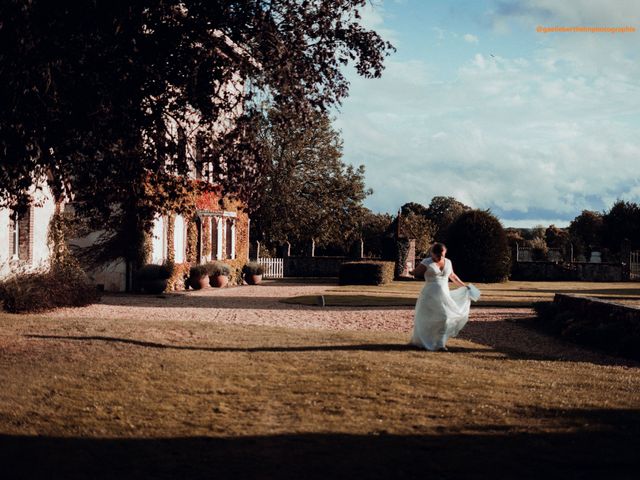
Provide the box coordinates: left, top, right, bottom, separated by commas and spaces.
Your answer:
242, 262, 265, 285
206, 261, 231, 288
188, 265, 210, 290
136, 264, 172, 294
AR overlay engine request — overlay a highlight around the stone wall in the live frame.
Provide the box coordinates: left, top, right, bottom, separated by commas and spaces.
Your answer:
512, 262, 626, 282
545, 294, 640, 360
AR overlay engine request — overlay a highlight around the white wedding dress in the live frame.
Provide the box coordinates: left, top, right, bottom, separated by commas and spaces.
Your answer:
410, 257, 480, 351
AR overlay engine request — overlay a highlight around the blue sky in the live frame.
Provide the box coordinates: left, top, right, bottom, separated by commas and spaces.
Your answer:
333, 0, 640, 227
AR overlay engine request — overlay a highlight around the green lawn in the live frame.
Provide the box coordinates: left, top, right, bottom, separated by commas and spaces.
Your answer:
1, 312, 639, 478
282, 280, 640, 307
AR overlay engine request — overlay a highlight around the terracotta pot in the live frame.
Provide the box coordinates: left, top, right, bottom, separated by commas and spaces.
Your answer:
245, 274, 263, 285
189, 274, 210, 290
142, 279, 167, 294
210, 274, 229, 288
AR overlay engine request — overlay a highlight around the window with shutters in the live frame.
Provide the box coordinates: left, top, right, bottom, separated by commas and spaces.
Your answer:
8, 207, 33, 262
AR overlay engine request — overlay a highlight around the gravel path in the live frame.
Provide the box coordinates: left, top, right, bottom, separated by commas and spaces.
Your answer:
37, 280, 638, 366
44, 280, 534, 333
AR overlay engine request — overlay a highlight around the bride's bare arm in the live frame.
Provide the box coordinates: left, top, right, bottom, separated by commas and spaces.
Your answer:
410, 263, 427, 279
449, 270, 467, 288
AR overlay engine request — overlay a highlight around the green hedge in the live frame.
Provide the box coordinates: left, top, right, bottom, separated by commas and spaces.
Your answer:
445, 209, 511, 282
0, 261, 100, 313
339, 261, 395, 286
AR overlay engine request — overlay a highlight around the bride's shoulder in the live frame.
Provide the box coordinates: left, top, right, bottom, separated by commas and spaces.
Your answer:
420, 257, 433, 266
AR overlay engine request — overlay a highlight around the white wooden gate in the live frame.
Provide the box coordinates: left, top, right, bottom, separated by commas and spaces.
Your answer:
630, 251, 640, 280
258, 258, 284, 278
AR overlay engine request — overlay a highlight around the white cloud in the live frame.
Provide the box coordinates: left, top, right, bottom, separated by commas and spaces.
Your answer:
357, 2, 399, 45
494, 0, 640, 27
463, 33, 479, 43
334, 0, 640, 222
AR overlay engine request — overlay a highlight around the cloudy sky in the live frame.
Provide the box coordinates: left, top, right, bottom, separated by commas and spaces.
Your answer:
334, 0, 640, 227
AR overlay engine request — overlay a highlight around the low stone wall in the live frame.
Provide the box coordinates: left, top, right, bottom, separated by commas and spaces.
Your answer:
539, 294, 640, 360
512, 261, 626, 281
283, 256, 359, 277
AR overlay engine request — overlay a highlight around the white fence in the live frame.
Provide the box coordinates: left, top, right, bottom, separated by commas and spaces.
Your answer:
258, 257, 284, 278
631, 251, 640, 280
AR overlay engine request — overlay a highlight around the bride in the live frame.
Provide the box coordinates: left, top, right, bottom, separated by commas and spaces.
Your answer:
409, 242, 480, 351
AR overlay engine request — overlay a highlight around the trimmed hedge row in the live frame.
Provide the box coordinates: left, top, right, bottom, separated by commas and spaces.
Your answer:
339, 261, 395, 286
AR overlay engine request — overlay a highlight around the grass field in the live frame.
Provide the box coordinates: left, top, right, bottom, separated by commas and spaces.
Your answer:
282, 280, 640, 307
1, 302, 639, 478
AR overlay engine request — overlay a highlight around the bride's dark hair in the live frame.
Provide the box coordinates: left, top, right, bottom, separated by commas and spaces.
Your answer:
431, 242, 446, 261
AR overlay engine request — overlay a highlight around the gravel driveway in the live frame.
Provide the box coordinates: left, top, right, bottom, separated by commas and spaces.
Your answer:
43, 280, 532, 332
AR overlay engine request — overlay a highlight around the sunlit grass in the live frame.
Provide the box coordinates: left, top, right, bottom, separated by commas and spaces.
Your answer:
282, 281, 640, 308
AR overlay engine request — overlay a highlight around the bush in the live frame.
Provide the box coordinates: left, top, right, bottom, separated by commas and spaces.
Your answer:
529, 237, 549, 261
242, 262, 265, 276
445, 209, 511, 282
205, 261, 231, 277
136, 264, 172, 282
189, 264, 209, 278
0, 261, 100, 313
339, 261, 395, 285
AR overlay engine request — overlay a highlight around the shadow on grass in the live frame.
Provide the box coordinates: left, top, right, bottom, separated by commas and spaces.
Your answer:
2, 408, 639, 479
98, 294, 417, 311
25, 334, 487, 354
25, 324, 638, 367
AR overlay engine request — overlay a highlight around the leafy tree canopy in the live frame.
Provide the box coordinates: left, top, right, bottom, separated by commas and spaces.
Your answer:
602, 200, 640, 254
0, 0, 393, 264
249, 107, 371, 252
425, 196, 471, 240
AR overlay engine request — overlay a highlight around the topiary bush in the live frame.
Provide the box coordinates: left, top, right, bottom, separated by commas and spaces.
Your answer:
242, 262, 265, 276
339, 261, 395, 285
136, 264, 172, 282
445, 209, 511, 282
135, 263, 173, 294
189, 264, 209, 278
205, 261, 231, 277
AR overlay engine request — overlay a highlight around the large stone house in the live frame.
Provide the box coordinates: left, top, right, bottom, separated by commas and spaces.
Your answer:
2, 35, 251, 290
0, 186, 250, 292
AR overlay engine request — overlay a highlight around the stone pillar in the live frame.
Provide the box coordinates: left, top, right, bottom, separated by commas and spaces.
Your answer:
359, 238, 364, 259
279, 241, 291, 258
310, 239, 315, 257
406, 239, 416, 273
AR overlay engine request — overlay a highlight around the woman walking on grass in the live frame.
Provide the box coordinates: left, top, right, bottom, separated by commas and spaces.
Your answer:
409, 242, 480, 351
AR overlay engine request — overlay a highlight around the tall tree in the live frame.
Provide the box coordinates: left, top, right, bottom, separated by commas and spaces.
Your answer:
425, 196, 471, 240
545, 225, 570, 249
359, 210, 393, 258
569, 210, 603, 257
0, 0, 393, 265
250, 107, 371, 253
602, 200, 640, 255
